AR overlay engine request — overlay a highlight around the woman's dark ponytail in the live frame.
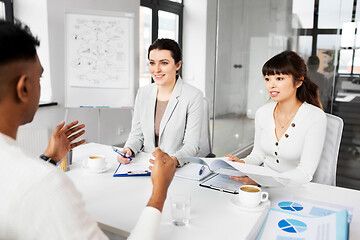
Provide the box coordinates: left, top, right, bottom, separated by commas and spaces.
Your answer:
296, 74, 322, 109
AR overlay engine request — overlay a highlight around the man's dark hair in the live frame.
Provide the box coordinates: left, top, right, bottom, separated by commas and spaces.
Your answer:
307, 55, 320, 71
0, 20, 40, 65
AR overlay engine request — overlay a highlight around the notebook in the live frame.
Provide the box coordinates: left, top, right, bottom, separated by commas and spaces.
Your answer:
175, 163, 212, 181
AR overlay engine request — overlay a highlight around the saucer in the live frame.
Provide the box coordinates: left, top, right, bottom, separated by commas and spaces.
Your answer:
82, 162, 112, 174
230, 197, 270, 212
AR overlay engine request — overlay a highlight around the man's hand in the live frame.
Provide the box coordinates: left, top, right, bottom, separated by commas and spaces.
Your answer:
147, 147, 176, 212
44, 121, 85, 162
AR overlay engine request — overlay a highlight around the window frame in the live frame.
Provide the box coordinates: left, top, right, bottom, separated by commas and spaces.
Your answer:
0, 0, 13, 22
298, 0, 358, 76
140, 0, 184, 48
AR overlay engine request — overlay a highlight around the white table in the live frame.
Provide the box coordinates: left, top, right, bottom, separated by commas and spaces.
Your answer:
66, 143, 360, 240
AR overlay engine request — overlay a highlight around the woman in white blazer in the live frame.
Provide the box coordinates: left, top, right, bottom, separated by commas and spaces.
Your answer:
226, 51, 327, 186
118, 39, 203, 166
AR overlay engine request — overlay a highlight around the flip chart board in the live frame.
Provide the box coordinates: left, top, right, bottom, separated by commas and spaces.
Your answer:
65, 9, 135, 108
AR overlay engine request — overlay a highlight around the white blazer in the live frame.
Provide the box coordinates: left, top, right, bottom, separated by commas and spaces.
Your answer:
124, 77, 203, 165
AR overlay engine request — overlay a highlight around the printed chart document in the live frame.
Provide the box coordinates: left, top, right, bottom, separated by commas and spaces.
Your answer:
256, 196, 352, 240
256, 208, 349, 240
113, 152, 153, 177
181, 157, 288, 187
270, 195, 354, 222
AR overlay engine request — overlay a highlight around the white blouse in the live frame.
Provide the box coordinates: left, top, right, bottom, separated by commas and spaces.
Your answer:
243, 101, 327, 185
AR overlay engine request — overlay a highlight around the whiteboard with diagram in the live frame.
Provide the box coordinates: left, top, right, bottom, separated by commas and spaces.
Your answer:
65, 9, 135, 108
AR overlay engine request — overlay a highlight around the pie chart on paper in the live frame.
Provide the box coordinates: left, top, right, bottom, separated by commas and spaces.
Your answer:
278, 201, 304, 212
278, 219, 307, 233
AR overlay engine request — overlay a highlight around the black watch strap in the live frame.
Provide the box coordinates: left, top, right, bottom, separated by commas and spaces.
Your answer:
39, 154, 57, 166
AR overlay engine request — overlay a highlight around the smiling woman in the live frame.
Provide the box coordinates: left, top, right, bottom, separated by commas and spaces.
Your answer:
117, 38, 203, 168
148, 49, 181, 89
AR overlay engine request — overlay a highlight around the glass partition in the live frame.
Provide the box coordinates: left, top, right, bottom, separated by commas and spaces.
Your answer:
212, 0, 360, 190
213, 0, 302, 156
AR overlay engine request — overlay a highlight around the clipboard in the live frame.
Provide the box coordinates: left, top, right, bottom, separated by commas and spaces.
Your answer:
199, 173, 243, 194
113, 152, 153, 177
113, 164, 151, 177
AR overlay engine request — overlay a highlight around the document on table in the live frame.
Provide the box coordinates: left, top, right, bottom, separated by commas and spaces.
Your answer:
256, 208, 348, 240
181, 156, 287, 187
175, 163, 212, 181
113, 152, 153, 177
199, 173, 243, 194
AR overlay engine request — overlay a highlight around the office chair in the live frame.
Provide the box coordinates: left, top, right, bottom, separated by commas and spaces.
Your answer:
196, 97, 216, 158
312, 113, 344, 186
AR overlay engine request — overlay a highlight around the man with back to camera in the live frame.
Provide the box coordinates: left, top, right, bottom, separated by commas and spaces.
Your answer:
0, 20, 176, 239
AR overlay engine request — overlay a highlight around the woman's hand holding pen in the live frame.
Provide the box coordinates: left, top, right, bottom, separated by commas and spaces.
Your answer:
117, 147, 133, 164
225, 154, 245, 163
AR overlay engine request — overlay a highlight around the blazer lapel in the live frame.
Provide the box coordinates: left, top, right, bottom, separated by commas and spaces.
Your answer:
158, 77, 183, 141
147, 84, 157, 148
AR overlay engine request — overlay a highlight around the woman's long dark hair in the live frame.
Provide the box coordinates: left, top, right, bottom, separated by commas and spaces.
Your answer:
262, 51, 322, 109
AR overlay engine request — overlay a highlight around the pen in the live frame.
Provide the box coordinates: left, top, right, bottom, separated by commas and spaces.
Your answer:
112, 147, 132, 161
199, 165, 205, 175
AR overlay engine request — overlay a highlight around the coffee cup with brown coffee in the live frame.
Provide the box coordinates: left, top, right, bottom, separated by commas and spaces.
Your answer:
86, 155, 106, 170
238, 185, 268, 208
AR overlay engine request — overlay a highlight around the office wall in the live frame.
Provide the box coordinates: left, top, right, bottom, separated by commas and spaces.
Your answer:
14, 0, 139, 146
182, 0, 207, 95
182, 0, 217, 117
13, 0, 52, 102
13, 0, 211, 147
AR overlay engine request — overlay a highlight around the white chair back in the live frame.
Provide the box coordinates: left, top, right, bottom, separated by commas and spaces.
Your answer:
196, 97, 215, 158
312, 113, 343, 186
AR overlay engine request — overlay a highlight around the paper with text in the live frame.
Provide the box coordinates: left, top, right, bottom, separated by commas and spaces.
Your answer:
114, 152, 153, 176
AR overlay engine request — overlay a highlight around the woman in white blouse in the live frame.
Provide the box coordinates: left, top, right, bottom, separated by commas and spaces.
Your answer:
227, 51, 327, 186
117, 39, 203, 166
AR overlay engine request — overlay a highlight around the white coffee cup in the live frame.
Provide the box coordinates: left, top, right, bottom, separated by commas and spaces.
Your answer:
238, 185, 268, 208
86, 155, 106, 170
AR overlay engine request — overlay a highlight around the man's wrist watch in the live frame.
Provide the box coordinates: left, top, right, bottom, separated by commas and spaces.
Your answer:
39, 154, 57, 166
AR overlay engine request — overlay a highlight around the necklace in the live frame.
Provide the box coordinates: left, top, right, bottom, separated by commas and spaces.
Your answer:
274, 104, 298, 129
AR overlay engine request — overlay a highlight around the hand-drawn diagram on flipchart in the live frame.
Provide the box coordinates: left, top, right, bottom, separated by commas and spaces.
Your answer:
66, 12, 131, 89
